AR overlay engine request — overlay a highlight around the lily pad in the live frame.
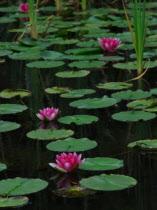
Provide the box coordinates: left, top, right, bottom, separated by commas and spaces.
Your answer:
70, 96, 117, 109
96, 82, 133, 90
27, 61, 64, 68
58, 115, 98, 125
0, 196, 29, 208
55, 70, 90, 78
45, 86, 70, 95
0, 163, 7, 172
80, 174, 137, 191
0, 178, 48, 196
27, 129, 74, 140
127, 99, 157, 109
79, 157, 123, 171
0, 104, 27, 115
128, 139, 157, 149
112, 111, 156, 122
111, 90, 152, 102
41, 51, 64, 60
60, 89, 95, 98
0, 89, 31, 99
46, 137, 97, 152
69, 61, 105, 69
0, 121, 21, 133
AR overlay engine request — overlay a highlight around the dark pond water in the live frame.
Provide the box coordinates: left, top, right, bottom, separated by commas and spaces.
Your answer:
1, 1, 157, 209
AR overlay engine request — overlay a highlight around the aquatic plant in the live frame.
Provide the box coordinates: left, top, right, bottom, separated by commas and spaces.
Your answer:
36, 107, 59, 121
28, 0, 38, 39
81, 0, 87, 10
55, 0, 62, 15
49, 152, 84, 173
98, 37, 121, 52
123, 0, 147, 76
19, 2, 29, 13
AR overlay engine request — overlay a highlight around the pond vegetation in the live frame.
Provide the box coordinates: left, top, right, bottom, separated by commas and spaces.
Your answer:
0, 0, 157, 209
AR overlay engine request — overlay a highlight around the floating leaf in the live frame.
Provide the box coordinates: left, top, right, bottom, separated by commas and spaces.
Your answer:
0, 196, 28, 208
41, 51, 64, 60
9, 51, 41, 61
0, 89, 31, 99
128, 139, 157, 149
0, 104, 27, 115
60, 89, 95, 98
27, 129, 74, 140
45, 86, 70, 95
27, 61, 64, 68
111, 90, 152, 102
46, 137, 97, 152
70, 96, 117, 109
58, 115, 98, 125
96, 82, 133, 90
127, 99, 157, 109
0, 178, 48, 196
0, 163, 7, 172
79, 157, 123, 171
69, 61, 105, 69
112, 111, 156, 122
0, 121, 20, 133
80, 174, 137, 191
56, 70, 90, 78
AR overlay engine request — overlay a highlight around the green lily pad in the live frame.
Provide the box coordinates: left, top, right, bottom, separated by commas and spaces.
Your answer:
27, 61, 64, 68
0, 163, 7, 172
0, 104, 27, 115
79, 157, 123, 171
128, 139, 157, 149
127, 99, 157, 109
60, 89, 95, 98
0, 196, 29, 208
0, 89, 31, 99
69, 61, 105, 69
0, 121, 21, 133
80, 174, 137, 191
111, 90, 152, 102
46, 137, 97, 152
45, 86, 70, 95
56, 70, 90, 78
145, 107, 157, 112
112, 111, 156, 122
70, 96, 117, 109
58, 115, 98, 125
27, 129, 74, 140
0, 50, 12, 57
41, 51, 64, 60
0, 178, 48, 196
96, 82, 133, 90
9, 51, 41, 61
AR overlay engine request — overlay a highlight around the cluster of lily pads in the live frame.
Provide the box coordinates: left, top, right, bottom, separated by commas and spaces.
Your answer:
1, 0, 157, 207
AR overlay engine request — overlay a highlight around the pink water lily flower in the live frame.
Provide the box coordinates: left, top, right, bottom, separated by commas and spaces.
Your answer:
19, 3, 29, 13
36, 107, 59, 121
49, 152, 85, 173
98, 37, 121, 52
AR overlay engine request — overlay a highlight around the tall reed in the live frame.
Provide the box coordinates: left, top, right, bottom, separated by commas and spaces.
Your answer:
123, 0, 147, 76
28, 0, 38, 39
55, 0, 62, 15
81, 0, 87, 10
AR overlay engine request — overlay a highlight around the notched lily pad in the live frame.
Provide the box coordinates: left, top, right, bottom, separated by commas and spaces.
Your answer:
0, 196, 28, 208
58, 115, 98, 125
45, 86, 70, 95
79, 157, 123, 171
60, 89, 95, 98
0, 89, 31, 99
27, 61, 64, 68
0, 121, 21, 133
55, 70, 90, 78
0, 104, 28, 115
80, 174, 137, 191
128, 139, 157, 150
70, 96, 117, 109
27, 129, 74, 140
96, 82, 133, 90
46, 137, 97, 152
112, 111, 156, 122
